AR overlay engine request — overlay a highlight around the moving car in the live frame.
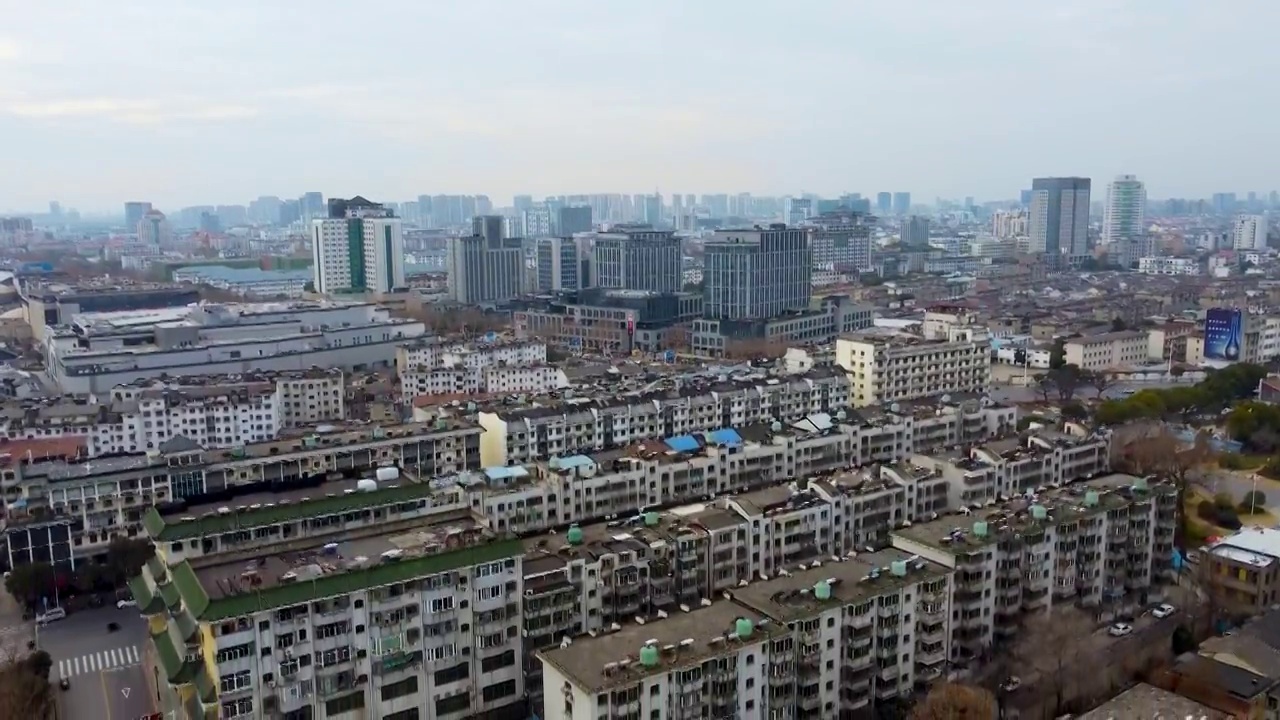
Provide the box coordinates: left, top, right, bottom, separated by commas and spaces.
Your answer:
1108, 622, 1133, 637
59, 678, 69, 691
1152, 603, 1176, 619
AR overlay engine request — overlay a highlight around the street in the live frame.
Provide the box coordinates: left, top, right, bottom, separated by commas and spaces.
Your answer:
987, 379, 1192, 404
40, 605, 153, 720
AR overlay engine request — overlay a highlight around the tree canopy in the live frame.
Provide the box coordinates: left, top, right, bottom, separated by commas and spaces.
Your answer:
910, 683, 997, 720
1095, 363, 1267, 426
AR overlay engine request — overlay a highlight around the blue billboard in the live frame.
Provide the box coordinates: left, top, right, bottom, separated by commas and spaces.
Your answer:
1204, 307, 1243, 362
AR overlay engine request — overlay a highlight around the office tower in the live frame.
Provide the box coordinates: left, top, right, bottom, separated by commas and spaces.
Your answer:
1233, 215, 1269, 250
475, 195, 493, 215
198, 212, 221, 234
300, 191, 324, 217
876, 193, 892, 215
1020, 189, 1033, 206
901, 215, 931, 246
1028, 177, 1091, 263
1213, 193, 1238, 215
592, 227, 682, 292
892, 192, 912, 216
671, 195, 685, 230
683, 194, 696, 212
556, 206, 592, 236
991, 210, 1029, 239
522, 206, 554, 237
124, 201, 152, 231
964, 196, 975, 209
447, 234, 524, 303
48, 201, 61, 217
536, 236, 591, 292
783, 197, 813, 225
642, 194, 663, 225
472, 215, 505, 244
703, 225, 811, 320
513, 195, 534, 213
1102, 175, 1147, 267
809, 210, 873, 272
137, 210, 172, 245
311, 196, 405, 294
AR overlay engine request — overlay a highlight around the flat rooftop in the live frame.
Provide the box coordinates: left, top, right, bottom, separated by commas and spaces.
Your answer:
892, 473, 1169, 554
191, 509, 486, 601
1077, 682, 1226, 720
1211, 527, 1280, 567
732, 548, 949, 622
538, 601, 783, 693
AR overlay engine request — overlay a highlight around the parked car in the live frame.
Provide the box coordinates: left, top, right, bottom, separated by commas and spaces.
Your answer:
1152, 603, 1176, 619
1108, 622, 1133, 637
116, 599, 136, 609
35, 607, 66, 625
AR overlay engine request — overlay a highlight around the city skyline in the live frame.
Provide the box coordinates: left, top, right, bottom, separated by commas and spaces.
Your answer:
3, 1, 1278, 210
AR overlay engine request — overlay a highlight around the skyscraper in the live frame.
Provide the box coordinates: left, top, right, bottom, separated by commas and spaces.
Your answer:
556, 206, 593, 236
1028, 177, 1091, 264
137, 209, 172, 246
703, 225, 811, 320
1102, 175, 1147, 268
447, 235, 524, 304
472, 215, 505, 244
311, 196, 405, 294
892, 192, 912, 216
809, 210, 873, 272
783, 198, 813, 225
901, 215, 931, 246
1233, 215, 1269, 250
536, 236, 591, 292
876, 193, 892, 215
124, 201, 152, 231
592, 227, 682, 293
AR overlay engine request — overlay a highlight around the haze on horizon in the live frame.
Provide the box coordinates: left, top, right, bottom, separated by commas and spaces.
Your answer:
1, 0, 1276, 213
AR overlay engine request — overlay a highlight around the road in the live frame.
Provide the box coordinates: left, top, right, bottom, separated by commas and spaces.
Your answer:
1203, 469, 1280, 518
40, 605, 154, 720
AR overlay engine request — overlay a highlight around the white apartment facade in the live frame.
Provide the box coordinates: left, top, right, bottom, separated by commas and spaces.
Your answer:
835, 330, 991, 407
1063, 331, 1149, 371
1234, 214, 1269, 251
311, 216, 406, 294
1137, 256, 1200, 276
401, 365, 569, 401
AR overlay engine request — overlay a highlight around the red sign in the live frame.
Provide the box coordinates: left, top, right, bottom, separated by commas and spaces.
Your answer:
626, 313, 635, 336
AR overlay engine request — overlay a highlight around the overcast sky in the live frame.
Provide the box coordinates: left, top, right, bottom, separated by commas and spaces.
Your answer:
2, 0, 1276, 213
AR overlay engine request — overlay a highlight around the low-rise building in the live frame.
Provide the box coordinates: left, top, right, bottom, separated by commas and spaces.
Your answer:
836, 328, 991, 407
1201, 528, 1280, 615
1137, 256, 1200, 276
1063, 330, 1149, 371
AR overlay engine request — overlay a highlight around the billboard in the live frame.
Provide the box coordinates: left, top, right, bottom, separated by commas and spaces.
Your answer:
1204, 307, 1243, 362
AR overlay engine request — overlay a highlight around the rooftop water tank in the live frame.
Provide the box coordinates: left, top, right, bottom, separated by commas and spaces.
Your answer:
1031, 504, 1048, 520
375, 466, 400, 482
1133, 477, 1148, 492
890, 560, 908, 577
356, 479, 378, 493
639, 645, 660, 667
973, 521, 989, 537
1084, 491, 1100, 507
735, 617, 754, 638
814, 580, 832, 600
644, 512, 660, 527
566, 524, 584, 545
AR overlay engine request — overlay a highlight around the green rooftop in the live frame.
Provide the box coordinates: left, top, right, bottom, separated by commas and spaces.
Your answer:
143, 482, 447, 542
172, 537, 523, 622
152, 625, 201, 685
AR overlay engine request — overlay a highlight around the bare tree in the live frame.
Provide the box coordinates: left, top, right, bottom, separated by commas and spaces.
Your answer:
1087, 370, 1117, 399
1119, 426, 1214, 548
910, 683, 996, 720
1035, 373, 1056, 403
664, 324, 692, 352
723, 338, 787, 361
0, 645, 53, 720
1012, 611, 1095, 715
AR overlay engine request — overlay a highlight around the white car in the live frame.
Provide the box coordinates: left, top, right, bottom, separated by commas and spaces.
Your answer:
116, 599, 137, 609
1108, 622, 1133, 637
1152, 604, 1176, 619
35, 607, 66, 624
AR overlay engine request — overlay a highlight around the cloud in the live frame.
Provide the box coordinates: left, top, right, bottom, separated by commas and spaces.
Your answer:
0, 38, 18, 61
3, 97, 258, 124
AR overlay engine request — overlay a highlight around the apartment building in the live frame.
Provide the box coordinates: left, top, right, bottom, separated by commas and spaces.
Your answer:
475, 368, 851, 467
836, 329, 992, 407
130, 492, 525, 720
537, 547, 951, 720
401, 365, 569, 402
396, 338, 547, 375
891, 474, 1177, 667
1063, 331, 1150, 371
1137, 256, 1200, 276
1201, 528, 1280, 615
4, 420, 482, 568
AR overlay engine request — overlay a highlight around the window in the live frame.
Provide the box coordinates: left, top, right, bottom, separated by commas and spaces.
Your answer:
383, 710, 420, 720
428, 596, 455, 613
219, 670, 251, 693
475, 562, 503, 577
476, 585, 501, 602
434, 662, 468, 686
427, 644, 457, 661
325, 691, 366, 716
482, 679, 516, 703
480, 650, 515, 673
318, 646, 352, 668
220, 698, 253, 718
216, 643, 253, 664
436, 694, 469, 715
380, 676, 418, 702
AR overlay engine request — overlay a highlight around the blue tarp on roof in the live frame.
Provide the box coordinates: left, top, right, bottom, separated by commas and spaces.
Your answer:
484, 466, 529, 481
665, 435, 701, 452
555, 455, 595, 470
707, 428, 742, 446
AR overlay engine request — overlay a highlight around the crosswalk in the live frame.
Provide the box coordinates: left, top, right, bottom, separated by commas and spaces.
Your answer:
56, 645, 141, 679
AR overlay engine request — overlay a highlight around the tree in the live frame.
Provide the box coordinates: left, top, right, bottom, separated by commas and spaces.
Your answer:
106, 537, 154, 586
1010, 611, 1095, 715
664, 325, 691, 353
1170, 365, 1187, 378
1035, 373, 1056, 403
1060, 401, 1088, 422
1048, 337, 1068, 369
910, 683, 996, 720
1119, 427, 1215, 547
1111, 317, 1129, 332
4, 564, 55, 610
1047, 364, 1083, 403
1242, 490, 1268, 514
0, 647, 53, 720
1086, 370, 1117, 399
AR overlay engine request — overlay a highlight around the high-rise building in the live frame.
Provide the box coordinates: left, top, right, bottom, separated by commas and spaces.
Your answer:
556, 206, 593, 236
876, 192, 892, 215
591, 227, 682, 293
522, 206, 554, 238
1213, 193, 1238, 215
137, 209, 172, 246
1019, 189, 1033, 206
124, 201, 152, 231
536, 236, 591, 292
299, 192, 324, 221
513, 195, 534, 213
809, 210, 873, 272
783, 197, 813, 225
311, 196, 405, 294
901, 215, 931, 246
472, 215, 505, 244
892, 192, 912, 216
991, 210, 1028, 239
447, 235, 524, 304
1102, 175, 1147, 268
642, 194, 663, 225
1233, 215, 1269, 250
1028, 177, 1091, 264
703, 225, 811, 320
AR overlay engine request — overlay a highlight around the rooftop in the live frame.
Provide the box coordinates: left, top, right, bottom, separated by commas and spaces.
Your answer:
538, 601, 783, 693
892, 474, 1170, 554
1210, 527, 1280, 568
1076, 683, 1226, 720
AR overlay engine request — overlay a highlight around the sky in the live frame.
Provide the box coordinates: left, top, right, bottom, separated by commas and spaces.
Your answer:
1, 0, 1277, 214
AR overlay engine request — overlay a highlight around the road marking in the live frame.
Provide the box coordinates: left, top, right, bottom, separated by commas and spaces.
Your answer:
56, 645, 142, 679
121, 687, 130, 699
101, 666, 113, 720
